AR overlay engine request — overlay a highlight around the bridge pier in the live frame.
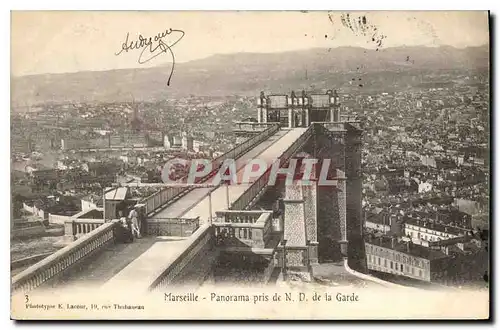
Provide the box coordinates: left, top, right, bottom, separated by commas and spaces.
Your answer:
308, 241, 319, 265
281, 180, 319, 280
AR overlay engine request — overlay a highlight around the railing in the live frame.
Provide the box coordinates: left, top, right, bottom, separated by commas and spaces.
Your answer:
214, 210, 267, 224
234, 122, 277, 132
230, 125, 314, 210
140, 124, 280, 217
214, 223, 255, 246
12, 220, 120, 294
214, 211, 273, 249
278, 125, 313, 167
141, 185, 188, 217
230, 169, 271, 210
146, 217, 200, 237
211, 123, 280, 171
149, 225, 214, 291
72, 219, 105, 236
63, 218, 105, 238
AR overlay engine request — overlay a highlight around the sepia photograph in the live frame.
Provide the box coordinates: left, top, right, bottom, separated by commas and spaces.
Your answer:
9, 9, 490, 320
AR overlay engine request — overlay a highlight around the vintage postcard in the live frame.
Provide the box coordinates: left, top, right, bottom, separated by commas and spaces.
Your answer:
10, 10, 490, 320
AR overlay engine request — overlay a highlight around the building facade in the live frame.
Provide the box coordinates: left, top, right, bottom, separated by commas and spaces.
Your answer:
404, 217, 468, 246
365, 237, 448, 282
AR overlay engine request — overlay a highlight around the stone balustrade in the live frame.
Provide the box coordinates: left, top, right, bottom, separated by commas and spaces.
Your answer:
75, 219, 104, 236
214, 211, 273, 249
63, 218, 105, 239
214, 210, 267, 224
12, 220, 120, 294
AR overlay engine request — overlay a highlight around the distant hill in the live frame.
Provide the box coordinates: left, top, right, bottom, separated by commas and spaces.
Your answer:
11, 45, 489, 106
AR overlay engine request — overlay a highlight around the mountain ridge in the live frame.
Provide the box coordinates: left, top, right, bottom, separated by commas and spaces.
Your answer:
11, 45, 489, 106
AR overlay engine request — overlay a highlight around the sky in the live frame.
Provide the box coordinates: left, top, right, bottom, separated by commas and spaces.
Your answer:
11, 11, 489, 76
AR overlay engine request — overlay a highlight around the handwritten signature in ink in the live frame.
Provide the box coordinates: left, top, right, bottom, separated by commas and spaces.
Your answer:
115, 28, 185, 86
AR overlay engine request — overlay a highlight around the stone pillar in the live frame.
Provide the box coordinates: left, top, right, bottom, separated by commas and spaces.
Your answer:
252, 227, 265, 249
64, 219, 75, 238
303, 181, 318, 264
283, 182, 311, 280
288, 108, 293, 128
262, 107, 267, 123
308, 241, 319, 264
334, 106, 340, 122
305, 108, 310, 127
257, 107, 262, 123
339, 240, 349, 259
54, 219, 77, 247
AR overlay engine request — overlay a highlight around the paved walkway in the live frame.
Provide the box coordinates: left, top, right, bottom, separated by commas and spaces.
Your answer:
53, 237, 163, 289
183, 128, 308, 224
151, 129, 289, 220
101, 236, 191, 292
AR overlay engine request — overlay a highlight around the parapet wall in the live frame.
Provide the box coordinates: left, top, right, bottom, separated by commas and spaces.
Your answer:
149, 225, 218, 290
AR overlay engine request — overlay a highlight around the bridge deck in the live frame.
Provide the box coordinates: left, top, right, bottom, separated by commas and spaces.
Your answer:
101, 237, 190, 292
51, 236, 170, 290
182, 127, 308, 224
54, 128, 308, 290
151, 128, 290, 219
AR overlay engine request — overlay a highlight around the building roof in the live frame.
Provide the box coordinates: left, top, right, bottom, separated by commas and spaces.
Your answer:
104, 187, 128, 201
404, 216, 468, 236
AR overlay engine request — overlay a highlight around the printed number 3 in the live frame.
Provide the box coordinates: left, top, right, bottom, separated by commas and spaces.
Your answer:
25, 295, 29, 303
